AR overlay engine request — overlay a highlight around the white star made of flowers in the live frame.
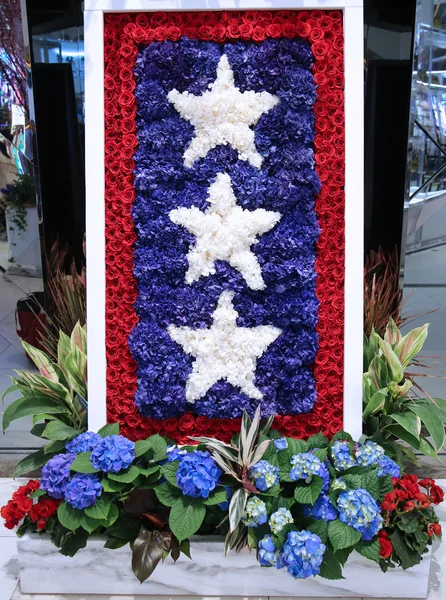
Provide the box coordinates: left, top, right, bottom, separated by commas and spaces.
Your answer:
168, 290, 281, 403
169, 173, 281, 291
167, 54, 279, 169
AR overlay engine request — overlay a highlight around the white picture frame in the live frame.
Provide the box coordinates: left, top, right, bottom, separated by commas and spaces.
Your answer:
84, 0, 364, 440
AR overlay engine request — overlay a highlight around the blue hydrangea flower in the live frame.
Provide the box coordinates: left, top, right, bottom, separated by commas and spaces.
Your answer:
90, 435, 135, 473
331, 441, 355, 471
166, 446, 187, 462
289, 452, 321, 482
242, 496, 268, 527
376, 455, 401, 478
258, 535, 279, 566
218, 486, 232, 511
304, 494, 337, 521
249, 460, 280, 491
64, 473, 102, 509
279, 530, 326, 578
274, 438, 288, 450
176, 450, 222, 499
355, 441, 385, 467
66, 431, 102, 454
40, 453, 76, 499
337, 488, 383, 540
269, 507, 293, 534
319, 460, 331, 492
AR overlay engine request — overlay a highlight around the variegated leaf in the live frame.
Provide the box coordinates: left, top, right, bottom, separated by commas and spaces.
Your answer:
384, 318, 402, 347
374, 334, 404, 383
388, 379, 412, 399
22, 342, 59, 382
395, 324, 429, 368
243, 406, 261, 466
249, 439, 271, 467
229, 488, 246, 532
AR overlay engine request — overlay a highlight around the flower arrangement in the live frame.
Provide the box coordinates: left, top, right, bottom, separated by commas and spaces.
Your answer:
2, 413, 442, 584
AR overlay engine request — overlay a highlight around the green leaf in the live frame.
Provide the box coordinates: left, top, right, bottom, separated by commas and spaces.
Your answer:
106, 519, 141, 541
328, 520, 362, 552
203, 488, 228, 506
294, 476, 323, 505
179, 538, 192, 559
59, 529, 89, 557
104, 536, 129, 550
319, 550, 345, 580
169, 497, 206, 543
307, 433, 329, 450
84, 496, 111, 520
57, 502, 83, 532
356, 539, 380, 562
13, 447, 55, 477
407, 405, 445, 451
160, 462, 180, 487
70, 452, 99, 474
41, 420, 80, 441
65, 346, 87, 399
97, 423, 120, 437
312, 448, 328, 462
144, 434, 168, 463
331, 431, 353, 443
334, 546, 353, 566
44, 439, 69, 455
155, 482, 183, 507
308, 520, 328, 543
361, 471, 380, 500
384, 317, 402, 347
363, 389, 387, 421
101, 478, 126, 493
374, 334, 404, 382
228, 488, 246, 532
21, 341, 59, 382
29, 488, 46, 499
389, 412, 421, 440
2, 396, 70, 431
385, 425, 439, 459
134, 439, 152, 457
131, 529, 165, 583
390, 528, 420, 570
287, 438, 309, 455
395, 324, 429, 368
107, 465, 140, 483
80, 513, 103, 534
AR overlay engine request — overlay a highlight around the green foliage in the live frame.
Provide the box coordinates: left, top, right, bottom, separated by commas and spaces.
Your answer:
2, 324, 88, 475
169, 497, 206, 543
363, 319, 446, 464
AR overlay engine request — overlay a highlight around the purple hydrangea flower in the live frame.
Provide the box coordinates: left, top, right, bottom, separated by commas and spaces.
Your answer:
40, 453, 76, 499
176, 450, 222, 498
64, 473, 102, 509
90, 435, 135, 473
66, 431, 102, 454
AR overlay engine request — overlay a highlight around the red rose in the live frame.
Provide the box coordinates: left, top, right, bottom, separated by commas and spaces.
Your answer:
282, 23, 297, 38
179, 413, 195, 433
151, 12, 168, 26
198, 25, 213, 41
266, 23, 282, 38
183, 27, 198, 39
378, 531, 393, 558
239, 23, 253, 40
166, 26, 181, 41
227, 24, 241, 38
213, 25, 227, 43
252, 28, 266, 42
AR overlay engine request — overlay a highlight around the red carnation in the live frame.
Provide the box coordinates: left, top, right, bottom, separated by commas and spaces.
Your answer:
378, 531, 393, 558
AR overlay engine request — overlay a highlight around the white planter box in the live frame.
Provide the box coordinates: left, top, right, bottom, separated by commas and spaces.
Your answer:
6, 205, 42, 277
17, 534, 431, 598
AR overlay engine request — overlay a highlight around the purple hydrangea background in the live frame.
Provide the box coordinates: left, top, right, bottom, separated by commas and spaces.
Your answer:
129, 37, 320, 420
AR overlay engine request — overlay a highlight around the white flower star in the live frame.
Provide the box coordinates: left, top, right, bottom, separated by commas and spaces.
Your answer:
167, 54, 279, 169
168, 290, 281, 403
170, 173, 281, 290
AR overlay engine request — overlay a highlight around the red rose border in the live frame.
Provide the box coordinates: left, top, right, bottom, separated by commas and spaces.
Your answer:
103, 10, 345, 443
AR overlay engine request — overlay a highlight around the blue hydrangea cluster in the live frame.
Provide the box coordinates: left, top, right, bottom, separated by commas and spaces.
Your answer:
249, 460, 280, 491
242, 497, 268, 527
304, 494, 337, 521
218, 487, 233, 512
40, 453, 76, 499
279, 530, 326, 579
377, 455, 401, 478
176, 450, 222, 498
337, 489, 383, 540
331, 477, 348, 491
274, 438, 288, 450
355, 441, 385, 467
64, 473, 102, 509
90, 435, 135, 473
289, 452, 321, 482
319, 460, 331, 492
258, 535, 279, 566
331, 441, 355, 471
166, 446, 187, 462
66, 431, 102, 454
269, 508, 294, 534
130, 37, 321, 420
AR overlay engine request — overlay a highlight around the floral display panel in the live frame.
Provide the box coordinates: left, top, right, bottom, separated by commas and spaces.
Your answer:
104, 10, 345, 443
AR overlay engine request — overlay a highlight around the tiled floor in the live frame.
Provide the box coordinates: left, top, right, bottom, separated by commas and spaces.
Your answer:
0, 478, 445, 600
0, 273, 45, 450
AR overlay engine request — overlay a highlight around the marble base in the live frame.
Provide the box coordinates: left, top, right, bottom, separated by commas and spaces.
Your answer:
17, 534, 431, 598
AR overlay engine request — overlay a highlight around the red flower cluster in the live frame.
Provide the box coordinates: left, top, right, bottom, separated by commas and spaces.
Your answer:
378, 530, 393, 558
104, 10, 345, 442
0, 481, 59, 531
